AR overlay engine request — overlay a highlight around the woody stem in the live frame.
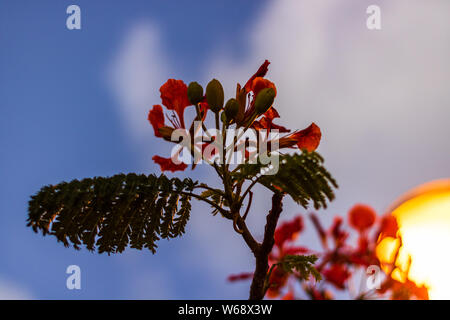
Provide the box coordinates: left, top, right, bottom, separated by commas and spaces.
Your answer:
248, 192, 284, 300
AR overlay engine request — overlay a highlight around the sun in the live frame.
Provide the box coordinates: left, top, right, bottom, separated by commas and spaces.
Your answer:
376, 179, 450, 299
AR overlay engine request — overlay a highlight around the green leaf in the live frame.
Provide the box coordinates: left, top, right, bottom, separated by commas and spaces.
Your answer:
27, 173, 197, 254
279, 254, 321, 281
198, 185, 227, 215
233, 151, 338, 210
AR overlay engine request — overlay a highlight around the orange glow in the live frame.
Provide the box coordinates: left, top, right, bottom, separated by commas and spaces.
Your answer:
376, 179, 450, 299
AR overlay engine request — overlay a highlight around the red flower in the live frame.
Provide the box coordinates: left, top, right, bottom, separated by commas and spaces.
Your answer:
160, 79, 191, 128
293, 123, 322, 151
249, 77, 277, 98
244, 60, 270, 92
227, 272, 253, 282
281, 246, 309, 256
243, 77, 277, 122
267, 265, 289, 298
148, 79, 194, 172
329, 216, 348, 246
274, 216, 303, 249
148, 105, 165, 138
252, 107, 290, 133
152, 155, 188, 172
349, 235, 377, 267
236, 60, 280, 127
348, 204, 376, 232
322, 264, 350, 290
278, 123, 321, 152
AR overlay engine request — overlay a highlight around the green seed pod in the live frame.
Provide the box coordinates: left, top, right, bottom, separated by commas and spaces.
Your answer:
254, 87, 276, 115
224, 98, 239, 120
187, 81, 204, 105
206, 79, 224, 113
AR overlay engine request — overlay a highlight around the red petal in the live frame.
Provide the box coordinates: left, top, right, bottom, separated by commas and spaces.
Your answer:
330, 216, 348, 246
251, 115, 290, 133
293, 123, 322, 152
244, 60, 270, 92
323, 264, 350, 290
348, 204, 377, 232
264, 107, 280, 121
227, 272, 253, 282
274, 216, 304, 248
160, 79, 191, 128
198, 98, 209, 121
148, 105, 165, 137
263, 120, 290, 133
249, 77, 277, 97
251, 120, 264, 131
282, 246, 309, 255
266, 265, 288, 298
152, 155, 187, 172
281, 290, 295, 300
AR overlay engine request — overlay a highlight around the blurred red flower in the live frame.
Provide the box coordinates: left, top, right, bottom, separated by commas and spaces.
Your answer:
348, 204, 376, 232
274, 216, 303, 249
322, 264, 350, 290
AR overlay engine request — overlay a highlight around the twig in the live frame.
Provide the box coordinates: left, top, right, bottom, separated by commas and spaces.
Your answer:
242, 191, 253, 220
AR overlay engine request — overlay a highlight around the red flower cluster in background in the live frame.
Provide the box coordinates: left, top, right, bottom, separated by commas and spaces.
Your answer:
229, 204, 429, 300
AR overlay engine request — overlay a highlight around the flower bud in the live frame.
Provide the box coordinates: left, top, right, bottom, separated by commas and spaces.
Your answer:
254, 87, 276, 115
206, 79, 224, 113
224, 98, 239, 120
221, 111, 228, 123
187, 82, 203, 105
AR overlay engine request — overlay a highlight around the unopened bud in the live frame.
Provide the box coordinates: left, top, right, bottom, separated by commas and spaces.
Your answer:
254, 87, 276, 115
224, 98, 239, 120
221, 111, 228, 123
206, 79, 224, 113
187, 82, 203, 105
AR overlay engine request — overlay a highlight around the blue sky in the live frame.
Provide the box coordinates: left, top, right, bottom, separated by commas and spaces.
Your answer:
1, 0, 449, 299
0, 0, 266, 299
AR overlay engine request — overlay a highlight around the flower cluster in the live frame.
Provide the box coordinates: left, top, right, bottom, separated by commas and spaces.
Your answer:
147, 60, 322, 172
229, 204, 429, 300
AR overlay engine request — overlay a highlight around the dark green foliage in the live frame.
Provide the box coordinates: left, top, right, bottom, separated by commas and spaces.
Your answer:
278, 254, 321, 281
27, 173, 196, 254
198, 185, 228, 215
233, 152, 338, 210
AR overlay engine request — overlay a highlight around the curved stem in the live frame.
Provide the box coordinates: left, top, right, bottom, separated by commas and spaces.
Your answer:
239, 176, 261, 207
242, 191, 253, 220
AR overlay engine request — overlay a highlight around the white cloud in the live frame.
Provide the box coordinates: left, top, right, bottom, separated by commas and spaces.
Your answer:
107, 21, 169, 143
106, 1, 450, 298
208, 0, 450, 218
0, 277, 34, 300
